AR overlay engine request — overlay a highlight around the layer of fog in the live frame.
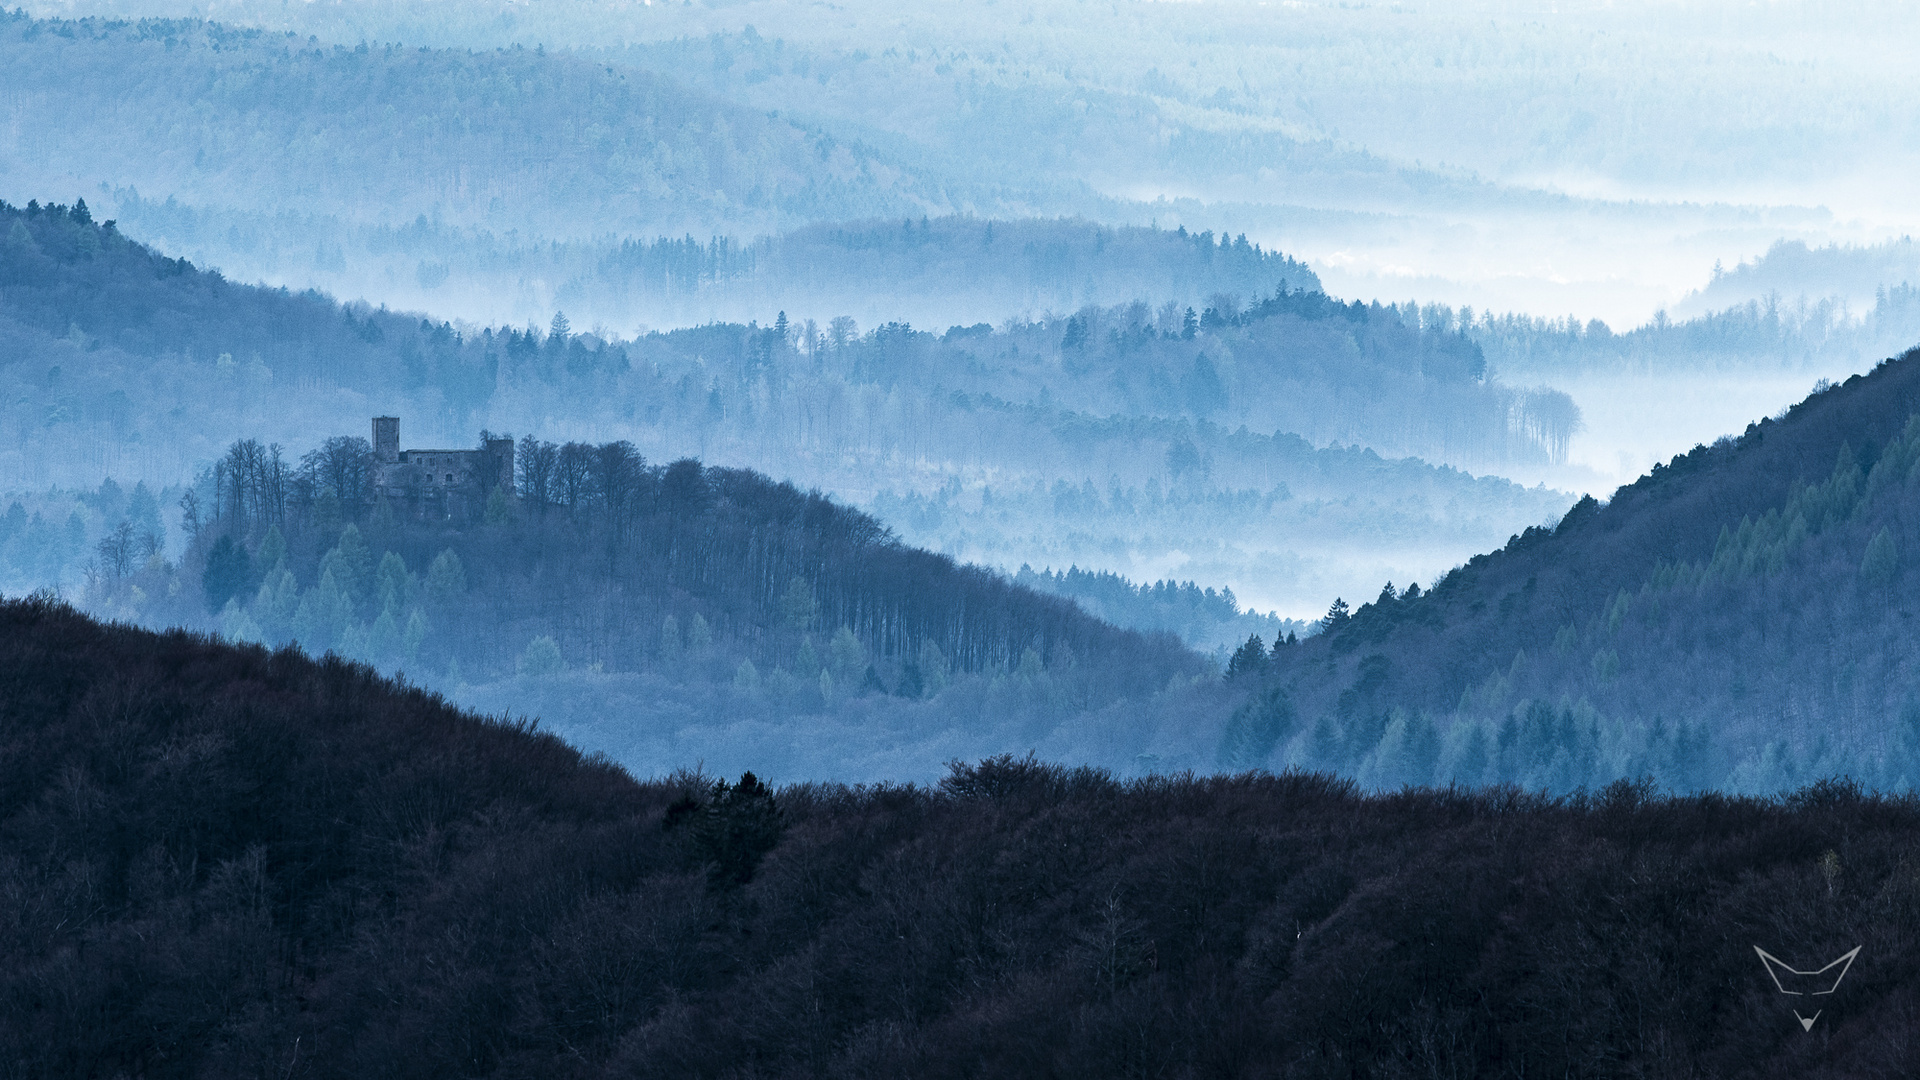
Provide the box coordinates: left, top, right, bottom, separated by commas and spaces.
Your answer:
1502, 368, 1877, 497
13, 0, 1920, 631
23, 0, 1920, 330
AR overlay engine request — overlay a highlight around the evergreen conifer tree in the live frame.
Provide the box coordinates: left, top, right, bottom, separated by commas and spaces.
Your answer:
1226, 633, 1269, 679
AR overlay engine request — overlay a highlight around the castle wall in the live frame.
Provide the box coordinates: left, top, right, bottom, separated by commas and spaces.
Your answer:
367, 417, 513, 520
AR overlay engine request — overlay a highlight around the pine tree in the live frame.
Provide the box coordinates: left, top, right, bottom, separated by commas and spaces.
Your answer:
829, 626, 864, 680
1226, 633, 1269, 679
917, 638, 949, 696
679, 772, 785, 890
320, 524, 373, 607
255, 524, 286, 573
1218, 686, 1297, 770
1323, 597, 1351, 631
402, 609, 429, 662
1268, 632, 1295, 662
897, 661, 925, 698
1060, 315, 1088, 351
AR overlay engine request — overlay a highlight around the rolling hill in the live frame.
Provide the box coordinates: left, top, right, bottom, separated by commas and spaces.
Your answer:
1, 193, 1574, 624
101, 194, 1323, 334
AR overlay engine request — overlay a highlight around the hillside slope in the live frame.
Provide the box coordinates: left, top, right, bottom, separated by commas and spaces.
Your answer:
1242, 350, 1920, 791
87, 433, 1221, 781
0, 196, 516, 486
4, 594, 1919, 1078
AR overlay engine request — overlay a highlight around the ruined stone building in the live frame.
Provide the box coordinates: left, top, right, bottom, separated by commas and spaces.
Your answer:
369, 416, 514, 519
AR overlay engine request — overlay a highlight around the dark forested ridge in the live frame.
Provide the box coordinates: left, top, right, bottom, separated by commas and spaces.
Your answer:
1232, 349, 1920, 792
130, 443, 1201, 700
84, 424, 1223, 780
4, 594, 1918, 1077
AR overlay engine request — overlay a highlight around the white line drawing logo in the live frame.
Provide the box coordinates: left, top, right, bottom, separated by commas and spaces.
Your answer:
1753, 946, 1861, 1031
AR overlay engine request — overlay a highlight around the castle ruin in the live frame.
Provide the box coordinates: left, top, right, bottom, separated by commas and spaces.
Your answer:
370, 416, 514, 519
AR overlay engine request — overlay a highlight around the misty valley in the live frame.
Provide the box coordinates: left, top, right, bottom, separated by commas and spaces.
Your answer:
6, 2, 1920, 1076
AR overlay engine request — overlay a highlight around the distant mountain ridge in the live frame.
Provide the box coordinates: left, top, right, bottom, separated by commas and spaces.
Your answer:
1683, 236, 1920, 315
0, 192, 1575, 634
1242, 350, 1920, 792
0, 11, 1046, 241
101, 193, 1322, 332
0, 194, 518, 487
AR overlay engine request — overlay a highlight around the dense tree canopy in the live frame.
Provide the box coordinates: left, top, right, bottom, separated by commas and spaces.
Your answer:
3, 594, 1918, 1077
1237, 349, 1920, 792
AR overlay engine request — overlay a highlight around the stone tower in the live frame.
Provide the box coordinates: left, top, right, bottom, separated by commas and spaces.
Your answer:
482, 436, 516, 491
372, 416, 400, 463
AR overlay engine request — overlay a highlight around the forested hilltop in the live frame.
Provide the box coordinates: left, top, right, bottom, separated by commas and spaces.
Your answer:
1683, 236, 1920, 317
104, 194, 1323, 335
83, 428, 1229, 780
1011, 566, 1313, 658
1220, 349, 1920, 793
0, 196, 510, 487
0, 195, 1572, 616
1472, 284, 1920, 378
6, 595, 1919, 1077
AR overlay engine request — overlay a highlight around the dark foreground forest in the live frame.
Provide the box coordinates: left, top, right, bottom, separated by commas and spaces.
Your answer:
4, 594, 1916, 1078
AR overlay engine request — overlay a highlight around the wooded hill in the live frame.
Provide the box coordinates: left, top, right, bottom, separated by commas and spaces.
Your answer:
1, 192, 1573, 618
0, 195, 530, 486
152, 445, 1203, 699
89, 427, 1228, 781
4, 592, 1917, 1078
1685, 237, 1920, 317
105, 193, 1324, 335
1011, 565, 1312, 657
1472, 284, 1920, 377
618, 281, 1576, 474
1232, 349, 1920, 793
